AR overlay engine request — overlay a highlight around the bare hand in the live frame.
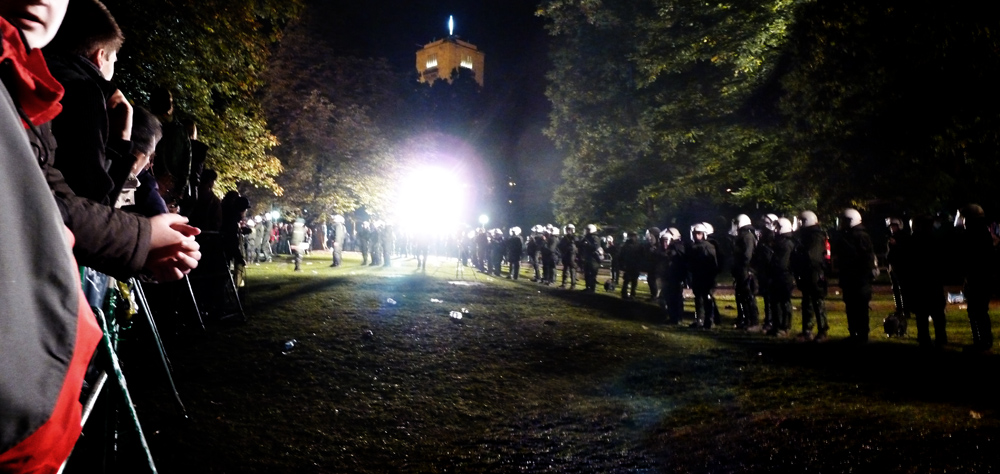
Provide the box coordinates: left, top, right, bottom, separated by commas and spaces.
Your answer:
107, 89, 133, 141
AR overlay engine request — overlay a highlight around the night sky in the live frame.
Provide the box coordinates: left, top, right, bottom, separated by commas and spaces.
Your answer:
300, 0, 561, 226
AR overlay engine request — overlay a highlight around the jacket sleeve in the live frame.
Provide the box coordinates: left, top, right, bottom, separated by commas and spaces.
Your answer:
45, 161, 151, 280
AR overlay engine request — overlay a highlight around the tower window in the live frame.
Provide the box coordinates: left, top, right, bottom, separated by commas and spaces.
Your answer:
460, 55, 473, 69
426, 55, 438, 69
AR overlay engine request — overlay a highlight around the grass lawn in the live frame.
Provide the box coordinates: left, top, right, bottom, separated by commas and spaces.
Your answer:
123, 251, 1000, 473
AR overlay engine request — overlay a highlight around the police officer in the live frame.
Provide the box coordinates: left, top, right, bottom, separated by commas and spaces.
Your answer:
291, 218, 306, 271
904, 215, 947, 348
753, 214, 778, 331
732, 214, 761, 330
792, 210, 830, 341
489, 229, 505, 276
619, 232, 642, 299
580, 224, 603, 292
957, 204, 995, 352
768, 218, 796, 336
663, 228, 687, 324
506, 227, 525, 279
688, 223, 719, 328
832, 208, 877, 344
528, 225, 543, 282
559, 224, 579, 288
358, 221, 371, 265
885, 217, 909, 333
329, 214, 347, 267
605, 235, 619, 289
543, 226, 560, 285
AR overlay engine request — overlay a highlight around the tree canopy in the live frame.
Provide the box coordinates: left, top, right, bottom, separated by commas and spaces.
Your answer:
103, 0, 304, 192
540, 0, 1000, 227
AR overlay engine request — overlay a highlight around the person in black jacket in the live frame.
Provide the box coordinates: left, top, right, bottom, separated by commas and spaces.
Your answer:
885, 217, 910, 334
527, 226, 543, 282
580, 224, 603, 292
956, 204, 995, 352
903, 215, 947, 348
753, 214, 778, 331
768, 218, 797, 336
506, 227, 525, 280
688, 223, 719, 329
832, 208, 877, 344
792, 210, 830, 341
45, 0, 133, 206
618, 232, 642, 299
731, 214, 761, 330
663, 228, 687, 324
559, 224, 578, 288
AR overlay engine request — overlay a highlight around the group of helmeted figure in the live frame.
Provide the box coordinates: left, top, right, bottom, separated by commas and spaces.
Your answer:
486, 205, 995, 351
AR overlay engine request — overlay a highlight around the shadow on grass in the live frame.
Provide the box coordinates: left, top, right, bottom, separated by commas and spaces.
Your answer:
245, 275, 353, 313
536, 285, 669, 325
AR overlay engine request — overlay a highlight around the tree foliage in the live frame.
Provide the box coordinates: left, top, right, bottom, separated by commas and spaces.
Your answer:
259, 22, 406, 219
102, 0, 304, 192
541, 0, 1000, 225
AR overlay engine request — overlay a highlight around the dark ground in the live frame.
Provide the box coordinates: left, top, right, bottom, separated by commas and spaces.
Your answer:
106, 252, 1000, 473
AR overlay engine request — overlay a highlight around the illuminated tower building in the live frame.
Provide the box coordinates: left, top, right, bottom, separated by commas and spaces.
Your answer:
416, 16, 485, 87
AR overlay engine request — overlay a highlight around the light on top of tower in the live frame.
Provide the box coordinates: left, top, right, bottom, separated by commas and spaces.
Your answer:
448, 15, 454, 36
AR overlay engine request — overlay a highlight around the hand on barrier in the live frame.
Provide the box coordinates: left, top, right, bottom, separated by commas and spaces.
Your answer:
145, 214, 203, 281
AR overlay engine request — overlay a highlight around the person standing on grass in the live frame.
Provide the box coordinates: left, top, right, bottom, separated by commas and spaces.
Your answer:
768, 218, 796, 337
558, 224, 578, 288
664, 228, 687, 324
792, 210, 830, 342
903, 215, 947, 348
731, 213, 761, 331
329, 214, 346, 267
580, 224, 603, 292
687, 223, 719, 329
618, 232, 642, 299
956, 204, 995, 352
506, 226, 524, 280
832, 208, 877, 344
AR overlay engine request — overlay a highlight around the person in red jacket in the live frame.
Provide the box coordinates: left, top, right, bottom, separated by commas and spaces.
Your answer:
0, 1, 101, 471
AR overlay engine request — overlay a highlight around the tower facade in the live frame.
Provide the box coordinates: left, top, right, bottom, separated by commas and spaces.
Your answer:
416, 36, 484, 87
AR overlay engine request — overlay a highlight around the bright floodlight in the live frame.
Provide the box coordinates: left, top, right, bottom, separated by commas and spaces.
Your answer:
394, 166, 467, 236
479, 214, 489, 226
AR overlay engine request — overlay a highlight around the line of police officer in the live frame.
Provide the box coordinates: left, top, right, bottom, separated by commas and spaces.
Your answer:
510, 205, 994, 351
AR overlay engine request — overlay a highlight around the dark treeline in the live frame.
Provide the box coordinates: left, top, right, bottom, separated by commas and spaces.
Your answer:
540, 0, 1000, 228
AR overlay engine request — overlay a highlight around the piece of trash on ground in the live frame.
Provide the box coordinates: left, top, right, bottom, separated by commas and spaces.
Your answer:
449, 311, 463, 320
430, 298, 443, 303
281, 339, 297, 354
386, 298, 397, 305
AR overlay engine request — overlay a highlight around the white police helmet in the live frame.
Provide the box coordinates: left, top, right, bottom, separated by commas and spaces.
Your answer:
777, 217, 793, 234
586, 224, 597, 234
842, 208, 862, 228
691, 222, 709, 240
735, 214, 751, 228
799, 211, 818, 227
